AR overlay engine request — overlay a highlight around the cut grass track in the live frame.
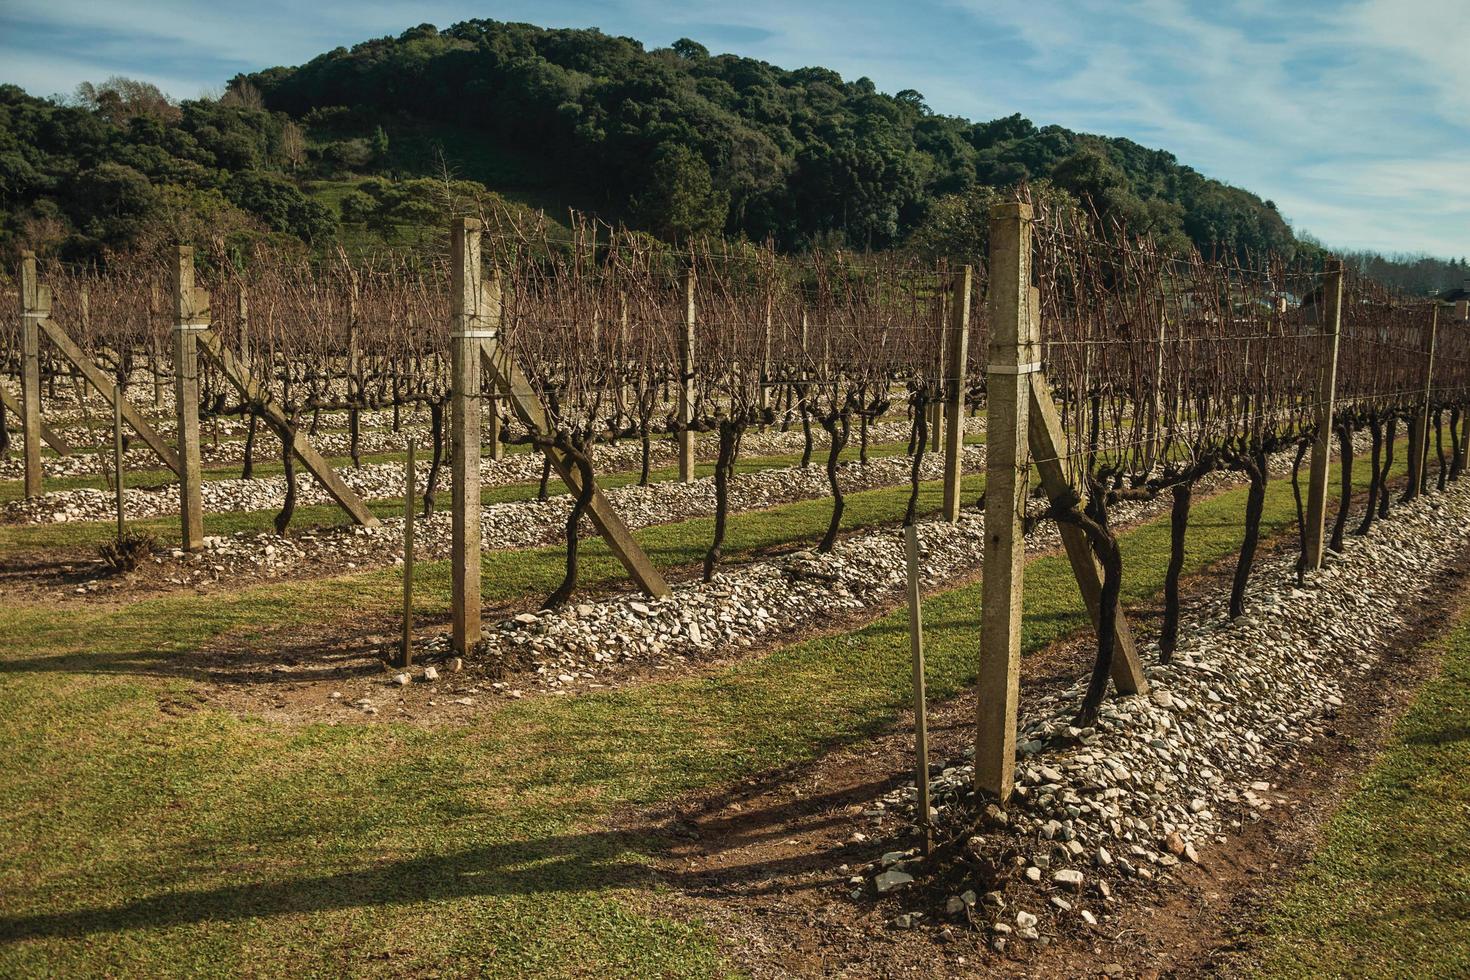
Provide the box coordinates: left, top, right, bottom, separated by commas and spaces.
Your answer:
0, 455, 1410, 976
1246, 598, 1470, 979
0, 436, 983, 553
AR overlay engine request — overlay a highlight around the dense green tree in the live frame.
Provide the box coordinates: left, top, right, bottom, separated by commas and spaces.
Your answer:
638, 144, 728, 240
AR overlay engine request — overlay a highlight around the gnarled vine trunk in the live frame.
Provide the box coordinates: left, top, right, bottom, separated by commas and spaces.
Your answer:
274, 417, 297, 536
904, 390, 930, 527
703, 421, 741, 581
818, 413, 852, 553
1230, 449, 1268, 619
544, 435, 596, 609
1378, 417, 1396, 518
1160, 479, 1192, 663
423, 399, 445, 517
1056, 493, 1120, 726
1355, 417, 1382, 536
1329, 423, 1352, 553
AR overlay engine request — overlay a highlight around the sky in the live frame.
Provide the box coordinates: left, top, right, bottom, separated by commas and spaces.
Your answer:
2, 0, 1465, 258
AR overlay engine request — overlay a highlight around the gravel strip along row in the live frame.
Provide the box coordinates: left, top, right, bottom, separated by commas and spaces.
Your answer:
2, 416, 983, 524
373, 442, 1338, 707
849, 475, 1470, 946
64, 446, 986, 591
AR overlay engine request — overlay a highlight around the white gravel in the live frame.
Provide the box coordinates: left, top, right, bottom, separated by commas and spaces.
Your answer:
857, 471, 1470, 945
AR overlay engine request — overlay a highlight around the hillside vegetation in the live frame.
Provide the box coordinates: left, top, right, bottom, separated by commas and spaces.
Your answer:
0, 16, 1403, 272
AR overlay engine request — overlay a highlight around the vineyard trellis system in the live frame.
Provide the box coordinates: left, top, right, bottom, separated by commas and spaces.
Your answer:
4, 199, 1467, 802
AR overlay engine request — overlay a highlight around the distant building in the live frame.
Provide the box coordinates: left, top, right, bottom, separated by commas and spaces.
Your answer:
1438, 279, 1470, 321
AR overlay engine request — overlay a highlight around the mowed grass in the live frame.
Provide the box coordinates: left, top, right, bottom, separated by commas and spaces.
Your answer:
1247, 603, 1470, 979
0, 454, 1406, 976
0, 433, 983, 554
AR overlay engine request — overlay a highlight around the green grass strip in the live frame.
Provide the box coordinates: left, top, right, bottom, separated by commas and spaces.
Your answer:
0, 455, 1405, 977
1247, 604, 1470, 978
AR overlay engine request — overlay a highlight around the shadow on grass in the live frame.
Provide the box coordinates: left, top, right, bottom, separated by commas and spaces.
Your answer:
0, 774, 898, 944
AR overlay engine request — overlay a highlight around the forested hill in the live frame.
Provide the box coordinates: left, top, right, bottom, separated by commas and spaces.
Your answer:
243, 20, 1294, 257
1, 18, 1306, 265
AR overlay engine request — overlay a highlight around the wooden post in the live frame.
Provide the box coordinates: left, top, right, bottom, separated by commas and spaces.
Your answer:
1419, 306, 1439, 494
904, 523, 932, 853
930, 292, 945, 454
941, 266, 972, 521
36, 319, 177, 471
1028, 369, 1149, 695
450, 217, 489, 654
113, 388, 126, 542
759, 294, 773, 429
193, 331, 378, 524
19, 252, 45, 498
480, 341, 671, 598
679, 269, 696, 483
488, 397, 503, 461
0, 386, 69, 456
1304, 258, 1342, 569
172, 246, 207, 552
975, 203, 1035, 802
402, 437, 415, 668
1403, 308, 1436, 501
149, 281, 166, 409
237, 283, 250, 363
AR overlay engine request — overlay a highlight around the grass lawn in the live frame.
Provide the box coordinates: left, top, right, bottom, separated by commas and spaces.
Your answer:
1247, 601, 1470, 978
0, 455, 1408, 976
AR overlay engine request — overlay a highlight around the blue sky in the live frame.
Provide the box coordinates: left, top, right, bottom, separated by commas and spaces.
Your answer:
2, 0, 1465, 257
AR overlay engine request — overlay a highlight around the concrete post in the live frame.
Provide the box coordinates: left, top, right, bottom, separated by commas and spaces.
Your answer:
1304, 258, 1342, 569
679, 270, 697, 482
976, 203, 1036, 802
450, 217, 492, 654
941, 266, 972, 521
19, 252, 45, 498
172, 246, 206, 552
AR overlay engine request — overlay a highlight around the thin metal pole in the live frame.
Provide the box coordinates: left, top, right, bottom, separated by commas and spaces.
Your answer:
904, 523, 932, 853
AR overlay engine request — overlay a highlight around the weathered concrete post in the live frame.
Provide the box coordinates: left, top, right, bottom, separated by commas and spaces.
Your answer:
679, 270, 697, 482
19, 252, 45, 498
450, 217, 492, 654
1404, 305, 1438, 501
941, 265, 973, 521
976, 203, 1036, 802
1304, 258, 1342, 569
172, 246, 206, 552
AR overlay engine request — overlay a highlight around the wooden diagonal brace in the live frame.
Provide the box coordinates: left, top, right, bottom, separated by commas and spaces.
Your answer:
0, 384, 71, 456
193, 328, 380, 528
37, 318, 181, 474
479, 338, 670, 598
1027, 370, 1149, 695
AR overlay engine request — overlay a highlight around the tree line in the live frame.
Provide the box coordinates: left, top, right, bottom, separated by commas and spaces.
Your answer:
0, 16, 1459, 294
